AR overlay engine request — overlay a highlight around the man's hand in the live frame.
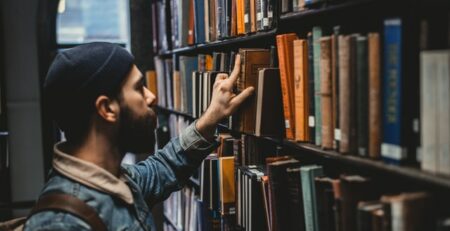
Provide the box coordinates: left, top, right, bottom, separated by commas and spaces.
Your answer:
196, 55, 255, 140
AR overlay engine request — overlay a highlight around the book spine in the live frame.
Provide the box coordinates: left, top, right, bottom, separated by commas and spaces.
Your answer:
276, 34, 297, 140
320, 37, 333, 149
313, 27, 322, 146
204, 0, 210, 42
349, 35, 358, 154
237, 0, 245, 35
332, 26, 340, 151
188, 0, 196, 45
356, 36, 369, 157
437, 51, 450, 175
256, 0, 262, 31
307, 32, 316, 144
301, 169, 315, 231
294, 40, 307, 141
250, 0, 257, 32
244, 0, 251, 33
382, 18, 405, 164
238, 50, 247, 132
368, 33, 381, 159
338, 35, 350, 154
194, 0, 206, 44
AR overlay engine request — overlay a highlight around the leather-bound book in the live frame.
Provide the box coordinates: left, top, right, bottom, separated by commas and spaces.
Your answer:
339, 175, 378, 231
276, 33, 298, 140
349, 34, 358, 154
338, 35, 350, 153
267, 159, 301, 231
293, 39, 309, 142
332, 26, 340, 150
313, 27, 323, 146
320, 37, 333, 149
237, 48, 271, 134
368, 32, 381, 159
356, 36, 369, 157
380, 192, 433, 231
250, 0, 257, 32
315, 177, 339, 231
357, 201, 383, 231
287, 167, 306, 231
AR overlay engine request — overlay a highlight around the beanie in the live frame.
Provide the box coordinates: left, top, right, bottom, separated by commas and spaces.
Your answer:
44, 42, 134, 133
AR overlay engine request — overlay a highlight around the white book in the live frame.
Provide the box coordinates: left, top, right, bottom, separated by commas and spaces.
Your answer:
436, 50, 450, 175
420, 51, 438, 173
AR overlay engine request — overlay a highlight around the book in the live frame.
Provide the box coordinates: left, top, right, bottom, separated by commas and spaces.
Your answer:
145, 70, 158, 104
338, 35, 350, 154
331, 26, 341, 151
268, 159, 301, 231
236, 48, 271, 134
276, 33, 298, 140
188, 0, 196, 45
357, 201, 383, 231
194, 0, 206, 44
307, 32, 316, 144
255, 68, 285, 138
219, 156, 235, 215
293, 39, 310, 142
312, 27, 323, 146
368, 32, 381, 159
320, 37, 333, 149
356, 36, 369, 157
301, 165, 324, 231
315, 177, 339, 231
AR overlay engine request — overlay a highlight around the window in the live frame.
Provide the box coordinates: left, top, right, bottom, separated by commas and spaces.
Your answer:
56, 0, 130, 48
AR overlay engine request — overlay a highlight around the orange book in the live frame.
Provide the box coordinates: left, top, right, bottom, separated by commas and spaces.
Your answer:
250, 0, 256, 32
236, 0, 245, 35
293, 39, 309, 141
187, 0, 195, 45
231, 0, 237, 36
219, 157, 235, 215
276, 33, 298, 140
145, 70, 158, 104
205, 54, 213, 71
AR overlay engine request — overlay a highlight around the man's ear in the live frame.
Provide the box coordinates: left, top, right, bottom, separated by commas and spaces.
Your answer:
95, 95, 120, 122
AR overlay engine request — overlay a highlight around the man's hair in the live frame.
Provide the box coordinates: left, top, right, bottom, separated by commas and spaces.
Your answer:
43, 42, 134, 144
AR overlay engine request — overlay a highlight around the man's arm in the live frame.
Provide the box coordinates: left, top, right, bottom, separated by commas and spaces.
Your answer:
124, 55, 255, 206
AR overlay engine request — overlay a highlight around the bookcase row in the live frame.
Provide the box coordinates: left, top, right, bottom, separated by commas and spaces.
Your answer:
157, 114, 450, 231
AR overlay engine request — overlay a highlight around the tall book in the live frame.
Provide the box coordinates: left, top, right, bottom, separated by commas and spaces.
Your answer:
307, 32, 316, 144
338, 35, 351, 154
255, 68, 285, 138
236, 0, 245, 35
420, 50, 450, 175
368, 33, 381, 159
276, 33, 298, 140
356, 36, 369, 157
382, 18, 420, 165
315, 177, 339, 231
219, 156, 235, 215
188, 0, 196, 45
237, 49, 271, 134
320, 37, 333, 149
301, 165, 324, 231
179, 56, 198, 114
178, 0, 190, 47
293, 39, 309, 142
331, 26, 340, 151
194, 0, 206, 44
312, 27, 323, 146
267, 159, 301, 231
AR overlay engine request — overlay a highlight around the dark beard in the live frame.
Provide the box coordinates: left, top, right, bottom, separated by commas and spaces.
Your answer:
118, 105, 157, 154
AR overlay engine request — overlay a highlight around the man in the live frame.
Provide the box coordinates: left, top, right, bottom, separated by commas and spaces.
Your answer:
23, 42, 254, 230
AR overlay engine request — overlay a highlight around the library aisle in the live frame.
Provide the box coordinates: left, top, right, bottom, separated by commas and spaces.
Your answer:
1, 0, 450, 230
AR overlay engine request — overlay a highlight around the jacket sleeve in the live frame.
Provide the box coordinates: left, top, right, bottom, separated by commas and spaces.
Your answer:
24, 211, 91, 231
123, 120, 220, 206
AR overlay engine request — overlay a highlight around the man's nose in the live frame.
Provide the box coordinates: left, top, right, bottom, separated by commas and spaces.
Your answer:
144, 87, 157, 106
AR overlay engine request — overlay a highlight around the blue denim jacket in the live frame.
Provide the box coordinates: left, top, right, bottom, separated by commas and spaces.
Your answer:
24, 122, 219, 230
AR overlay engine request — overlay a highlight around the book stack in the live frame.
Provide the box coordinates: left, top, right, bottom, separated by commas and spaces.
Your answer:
152, 0, 279, 53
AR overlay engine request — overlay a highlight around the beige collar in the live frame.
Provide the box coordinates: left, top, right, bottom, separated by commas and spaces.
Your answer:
52, 142, 134, 204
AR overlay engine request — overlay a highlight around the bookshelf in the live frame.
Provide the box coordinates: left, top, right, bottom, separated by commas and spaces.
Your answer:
150, 0, 450, 230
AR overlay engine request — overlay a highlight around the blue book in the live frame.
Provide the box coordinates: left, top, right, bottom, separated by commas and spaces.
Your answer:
382, 18, 405, 164
179, 56, 198, 115
194, 0, 206, 44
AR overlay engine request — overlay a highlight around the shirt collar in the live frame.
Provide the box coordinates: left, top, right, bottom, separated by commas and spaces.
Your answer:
52, 142, 134, 204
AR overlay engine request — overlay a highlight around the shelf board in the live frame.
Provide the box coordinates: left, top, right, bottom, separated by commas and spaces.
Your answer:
163, 213, 183, 231
283, 141, 450, 190
157, 29, 277, 57
156, 106, 450, 191
280, 0, 375, 22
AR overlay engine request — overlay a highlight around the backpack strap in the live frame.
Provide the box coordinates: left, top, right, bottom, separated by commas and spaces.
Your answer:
27, 193, 107, 231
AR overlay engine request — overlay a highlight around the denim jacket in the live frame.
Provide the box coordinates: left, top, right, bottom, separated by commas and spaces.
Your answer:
24, 121, 219, 231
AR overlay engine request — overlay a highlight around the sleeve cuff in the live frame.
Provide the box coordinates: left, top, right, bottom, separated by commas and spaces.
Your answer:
179, 120, 219, 151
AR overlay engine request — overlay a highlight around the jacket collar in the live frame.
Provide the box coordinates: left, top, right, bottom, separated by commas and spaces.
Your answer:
52, 142, 134, 204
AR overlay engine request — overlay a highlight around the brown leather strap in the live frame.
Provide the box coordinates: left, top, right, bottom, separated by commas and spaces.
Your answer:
28, 193, 107, 231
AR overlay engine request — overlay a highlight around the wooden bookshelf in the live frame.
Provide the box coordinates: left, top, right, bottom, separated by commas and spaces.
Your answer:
155, 105, 450, 192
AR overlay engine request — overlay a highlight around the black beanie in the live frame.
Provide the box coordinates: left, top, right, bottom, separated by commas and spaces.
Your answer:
44, 42, 134, 133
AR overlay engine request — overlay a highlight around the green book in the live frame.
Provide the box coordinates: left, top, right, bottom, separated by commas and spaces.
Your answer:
313, 27, 322, 146
301, 165, 324, 231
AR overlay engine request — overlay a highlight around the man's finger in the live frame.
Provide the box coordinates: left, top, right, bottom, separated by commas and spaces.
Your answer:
230, 86, 254, 108
227, 54, 241, 85
215, 73, 228, 83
